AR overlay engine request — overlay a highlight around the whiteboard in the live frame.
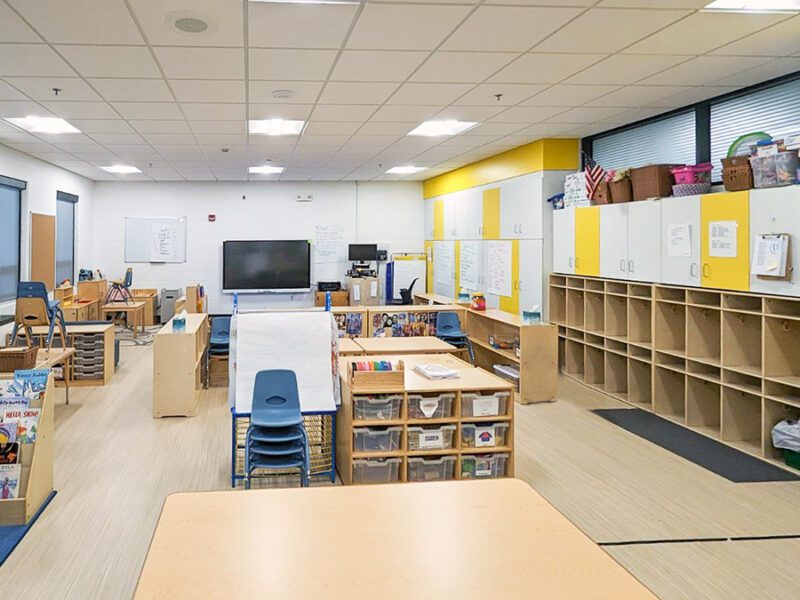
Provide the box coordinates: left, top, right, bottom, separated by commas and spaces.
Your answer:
124, 217, 187, 263
391, 256, 427, 300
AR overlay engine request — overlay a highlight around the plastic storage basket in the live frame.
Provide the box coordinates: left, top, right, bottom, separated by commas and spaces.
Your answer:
671, 163, 712, 184
407, 424, 456, 451
353, 426, 402, 453
461, 454, 509, 479
461, 391, 510, 417
461, 422, 510, 448
407, 393, 455, 419
407, 456, 456, 482
492, 365, 520, 392
750, 152, 799, 188
352, 458, 401, 484
353, 394, 402, 421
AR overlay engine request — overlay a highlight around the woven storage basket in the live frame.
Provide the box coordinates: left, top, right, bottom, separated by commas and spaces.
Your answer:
0, 347, 38, 372
721, 156, 753, 192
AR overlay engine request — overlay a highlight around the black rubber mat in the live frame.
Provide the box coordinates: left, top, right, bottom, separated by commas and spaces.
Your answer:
593, 409, 800, 483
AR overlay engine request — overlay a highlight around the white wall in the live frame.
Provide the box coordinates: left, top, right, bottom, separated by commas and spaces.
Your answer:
90, 181, 423, 313
0, 143, 94, 337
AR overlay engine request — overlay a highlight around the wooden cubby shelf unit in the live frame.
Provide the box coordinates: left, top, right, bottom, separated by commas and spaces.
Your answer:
550, 273, 800, 472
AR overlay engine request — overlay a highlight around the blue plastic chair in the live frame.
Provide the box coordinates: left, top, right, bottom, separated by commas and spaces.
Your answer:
209, 316, 231, 353
106, 268, 133, 303
436, 311, 474, 364
10, 282, 69, 350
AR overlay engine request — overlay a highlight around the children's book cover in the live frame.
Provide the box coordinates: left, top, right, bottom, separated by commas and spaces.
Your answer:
14, 369, 49, 399
0, 464, 21, 500
2, 408, 41, 444
0, 380, 20, 397
0, 422, 18, 444
0, 442, 20, 465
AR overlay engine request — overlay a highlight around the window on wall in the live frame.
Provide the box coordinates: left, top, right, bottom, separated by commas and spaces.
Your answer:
591, 111, 697, 171
56, 191, 77, 286
0, 176, 25, 304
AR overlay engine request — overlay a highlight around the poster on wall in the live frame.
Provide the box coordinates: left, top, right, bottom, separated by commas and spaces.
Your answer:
459, 241, 480, 290
150, 223, 178, 262
435, 242, 454, 286
487, 240, 511, 297
314, 224, 346, 263
709, 221, 737, 258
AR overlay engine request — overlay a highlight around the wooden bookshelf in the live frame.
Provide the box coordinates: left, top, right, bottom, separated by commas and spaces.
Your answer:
131, 288, 158, 325
549, 273, 800, 472
152, 314, 208, 418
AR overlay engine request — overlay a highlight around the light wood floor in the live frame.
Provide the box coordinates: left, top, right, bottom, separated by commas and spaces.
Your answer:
0, 344, 798, 599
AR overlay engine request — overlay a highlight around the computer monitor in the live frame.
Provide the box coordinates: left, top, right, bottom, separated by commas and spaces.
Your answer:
348, 244, 378, 262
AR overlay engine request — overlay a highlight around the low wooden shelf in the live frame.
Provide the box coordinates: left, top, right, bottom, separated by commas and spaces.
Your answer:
102, 301, 146, 338
131, 288, 158, 326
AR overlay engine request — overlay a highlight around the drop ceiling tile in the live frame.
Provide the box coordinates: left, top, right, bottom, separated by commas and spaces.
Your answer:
194, 134, 245, 146
248, 136, 298, 148
347, 4, 471, 51
410, 52, 517, 84
356, 122, 415, 136
434, 105, 507, 121
319, 82, 398, 105
170, 80, 244, 103
180, 103, 245, 120
70, 119, 135, 134
640, 55, 770, 86
112, 102, 183, 120
522, 84, 622, 107
598, 0, 708, 6
142, 168, 184, 181
585, 85, 694, 108
0, 81, 29, 102
0, 45, 74, 77
249, 3, 357, 49
143, 133, 197, 146
104, 143, 154, 153
249, 81, 322, 104
89, 78, 173, 102
303, 122, 362, 136
3, 77, 100, 102
130, 120, 190, 134
189, 120, 245, 134
387, 82, 473, 106
460, 122, 525, 136
490, 53, 605, 84
331, 51, 428, 83
564, 54, 692, 85
154, 47, 245, 79
252, 52, 336, 84
0, 101, 53, 118
715, 57, 800, 87
7, 0, 144, 44
487, 105, 565, 123
536, 8, 689, 54
155, 145, 204, 156
511, 122, 581, 136
546, 106, 623, 123
454, 84, 547, 106
87, 133, 147, 145
711, 15, 800, 57
56, 46, 161, 79
623, 11, 791, 55
249, 103, 313, 120
443, 6, 582, 52
0, 4, 39, 42
297, 134, 349, 146
311, 104, 379, 122
370, 104, 440, 122
348, 134, 402, 146
129, 0, 244, 46
647, 86, 736, 109
166, 159, 210, 168
41, 101, 118, 119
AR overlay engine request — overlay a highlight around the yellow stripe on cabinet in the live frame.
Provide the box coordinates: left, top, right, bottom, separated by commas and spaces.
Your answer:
483, 188, 501, 239
499, 239, 520, 315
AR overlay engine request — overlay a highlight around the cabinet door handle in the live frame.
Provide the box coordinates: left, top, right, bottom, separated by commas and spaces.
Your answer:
619, 259, 626, 272
702, 263, 710, 279
519, 224, 523, 234
569, 257, 574, 268
690, 263, 698, 277
575, 257, 580, 268
628, 259, 634, 273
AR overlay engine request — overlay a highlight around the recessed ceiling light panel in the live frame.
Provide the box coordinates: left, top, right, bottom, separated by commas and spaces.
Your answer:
5, 116, 80, 134
174, 17, 209, 33
386, 166, 427, 174
100, 165, 141, 174
407, 120, 478, 137
248, 119, 306, 136
704, 0, 800, 11
249, 165, 284, 174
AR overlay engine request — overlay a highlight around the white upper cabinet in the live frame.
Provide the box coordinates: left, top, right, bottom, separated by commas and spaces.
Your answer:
552, 207, 575, 275
599, 203, 629, 280
442, 195, 457, 240
660, 195, 700, 287
424, 199, 435, 240
627, 200, 662, 283
500, 175, 538, 239
749, 187, 800, 297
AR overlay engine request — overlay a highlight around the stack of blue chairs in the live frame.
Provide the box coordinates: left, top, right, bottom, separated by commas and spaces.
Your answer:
209, 316, 231, 354
436, 311, 475, 364
245, 369, 310, 489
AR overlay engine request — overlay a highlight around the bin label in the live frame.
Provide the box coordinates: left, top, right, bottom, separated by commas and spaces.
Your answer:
418, 431, 444, 449
419, 399, 439, 418
472, 396, 499, 417
474, 426, 496, 448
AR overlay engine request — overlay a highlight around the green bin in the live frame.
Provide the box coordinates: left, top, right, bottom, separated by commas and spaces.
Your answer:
784, 449, 800, 471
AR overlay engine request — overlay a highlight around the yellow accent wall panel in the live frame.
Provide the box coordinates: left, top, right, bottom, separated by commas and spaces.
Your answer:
575, 206, 600, 276
423, 138, 579, 198
433, 200, 444, 240
499, 240, 520, 314
425, 241, 434, 292
700, 190, 750, 291
483, 188, 500, 239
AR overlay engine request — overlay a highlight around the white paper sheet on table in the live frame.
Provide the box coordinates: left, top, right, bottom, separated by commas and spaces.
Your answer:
460, 241, 480, 291
487, 240, 512, 297
230, 311, 338, 414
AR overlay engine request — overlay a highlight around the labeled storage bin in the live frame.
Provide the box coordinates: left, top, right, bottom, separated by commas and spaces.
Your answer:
492, 364, 520, 392
461, 422, 510, 448
407, 393, 455, 419
352, 458, 401, 484
671, 163, 712, 184
353, 426, 402, 453
461, 453, 509, 479
750, 152, 799, 188
461, 391, 510, 417
353, 394, 402, 421
407, 456, 456, 482
407, 424, 456, 451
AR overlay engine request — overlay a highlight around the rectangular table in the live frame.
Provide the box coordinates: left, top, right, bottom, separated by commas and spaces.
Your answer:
354, 335, 457, 355
102, 301, 145, 338
135, 479, 657, 599
0, 347, 75, 404
337, 337, 362, 356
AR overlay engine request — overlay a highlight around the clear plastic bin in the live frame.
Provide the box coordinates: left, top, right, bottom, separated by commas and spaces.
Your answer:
353, 394, 402, 421
352, 457, 401, 484
461, 453, 509, 479
407, 393, 455, 419
77, 348, 105, 359
750, 153, 798, 187
353, 426, 402, 453
461, 422, 510, 448
492, 365, 520, 393
461, 392, 509, 417
407, 425, 456, 451
407, 456, 456, 482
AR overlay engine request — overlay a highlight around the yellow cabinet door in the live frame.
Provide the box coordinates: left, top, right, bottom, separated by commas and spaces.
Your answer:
433, 200, 444, 240
425, 241, 434, 291
700, 191, 750, 291
482, 188, 500, 239
499, 240, 520, 315
575, 206, 600, 276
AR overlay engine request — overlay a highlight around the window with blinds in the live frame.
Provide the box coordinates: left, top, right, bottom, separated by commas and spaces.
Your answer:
0, 182, 22, 302
591, 111, 696, 172
56, 191, 77, 287
710, 77, 800, 180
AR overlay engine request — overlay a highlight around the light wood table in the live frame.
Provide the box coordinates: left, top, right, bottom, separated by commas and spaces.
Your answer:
102, 301, 145, 338
354, 335, 457, 355
0, 347, 76, 404
337, 337, 362, 356
135, 479, 657, 599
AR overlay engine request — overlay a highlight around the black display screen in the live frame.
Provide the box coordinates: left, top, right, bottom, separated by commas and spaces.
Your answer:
222, 240, 311, 291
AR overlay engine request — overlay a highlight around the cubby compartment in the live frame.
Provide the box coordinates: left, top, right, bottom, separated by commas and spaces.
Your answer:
604, 351, 628, 400
564, 340, 584, 376
461, 453, 509, 479
764, 297, 800, 320
585, 278, 604, 292
723, 369, 762, 396
629, 345, 651, 361
628, 359, 653, 409
722, 311, 762, 376
654, 301, 685, 354
585, 292, 605, 334
584, 345, 605, 387
687, 290, 721, 308
686, 306, 720, 364
654, 366, 686, 422
407, 456, 456, 482
721, 388, 762, 456
686, 376, 721, 438
764, 380, 800, 406
655, 286, 685, 303
764, 317, 800, 386
566, 289, 585, 328
628, 298, 652, 346
605, 281, 627, 296
549, 286, 567, 325
605, 338, 627, 355
762, 399, 800, 461
605, 294, 627, 339
655, 351, 685, 370
550, 274, 567, 287
585, 332, 604, 348
723, 293, 762, 314
566, 327, 584, 341
687, 360, 721, 383
628, 284, 651, 299
567, 277, 585, 289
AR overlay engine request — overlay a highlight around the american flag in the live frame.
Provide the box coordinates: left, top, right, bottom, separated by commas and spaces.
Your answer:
584, 155, 607, 200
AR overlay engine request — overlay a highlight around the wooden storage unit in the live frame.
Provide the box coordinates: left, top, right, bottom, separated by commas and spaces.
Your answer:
185, 284, 206, 313
551, 273, 800, 471
366, 304, 466, 338
153, 314, 208, 418
76, 279, 107, 302
0, 374, 54, 526
131, 288, 158, 325
336, 353, 514, 485
331, 307, 369, 338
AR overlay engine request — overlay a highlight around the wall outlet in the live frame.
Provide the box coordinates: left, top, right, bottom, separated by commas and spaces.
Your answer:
295, 193, 313, 202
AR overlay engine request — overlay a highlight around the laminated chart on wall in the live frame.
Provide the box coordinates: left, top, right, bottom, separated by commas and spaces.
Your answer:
150, 222, 178, 261
752, 234, 789, 278
709, 220, 738, 258
487, 240, 512, 297
434, 241, 454, 286
459, 241, 480, 291
230, 311, 339, 413
667, 224, 692, 258
124, 217, 187, 263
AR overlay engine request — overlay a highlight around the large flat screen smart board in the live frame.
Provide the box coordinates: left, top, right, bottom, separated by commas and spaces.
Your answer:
223, 240, 311, 292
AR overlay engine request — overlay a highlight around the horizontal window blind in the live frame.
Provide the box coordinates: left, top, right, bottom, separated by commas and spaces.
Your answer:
710, 77, 800, 180
0, 184, 21, 302
592, 111, 696, 172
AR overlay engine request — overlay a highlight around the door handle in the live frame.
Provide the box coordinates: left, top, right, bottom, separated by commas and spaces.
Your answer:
519, 224, 523, 234
575, 257, 580, 269
702, 263, 710, 279
569, 257, 574, 268
690, 263, 698, 277
619, 259, 626, 272
628, 259, 634, 273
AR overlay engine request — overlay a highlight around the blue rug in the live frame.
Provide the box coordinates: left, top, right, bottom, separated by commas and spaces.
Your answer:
0, 491, 57, 566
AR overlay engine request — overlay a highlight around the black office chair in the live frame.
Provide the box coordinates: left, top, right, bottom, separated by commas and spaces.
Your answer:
393, 278, 418, 306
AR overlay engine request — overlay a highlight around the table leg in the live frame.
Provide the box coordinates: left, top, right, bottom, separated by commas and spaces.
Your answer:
133, 310, 138, 339
64, 355, 72, 405
140, 308, 145, 335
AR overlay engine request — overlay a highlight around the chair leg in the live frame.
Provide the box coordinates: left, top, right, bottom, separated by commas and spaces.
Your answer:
465, 337, 475, 365
9, 323, 19, 347
45, 318, 56, 351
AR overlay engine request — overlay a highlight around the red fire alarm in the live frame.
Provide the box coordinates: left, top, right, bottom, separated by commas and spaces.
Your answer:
208, 214, 216, 222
